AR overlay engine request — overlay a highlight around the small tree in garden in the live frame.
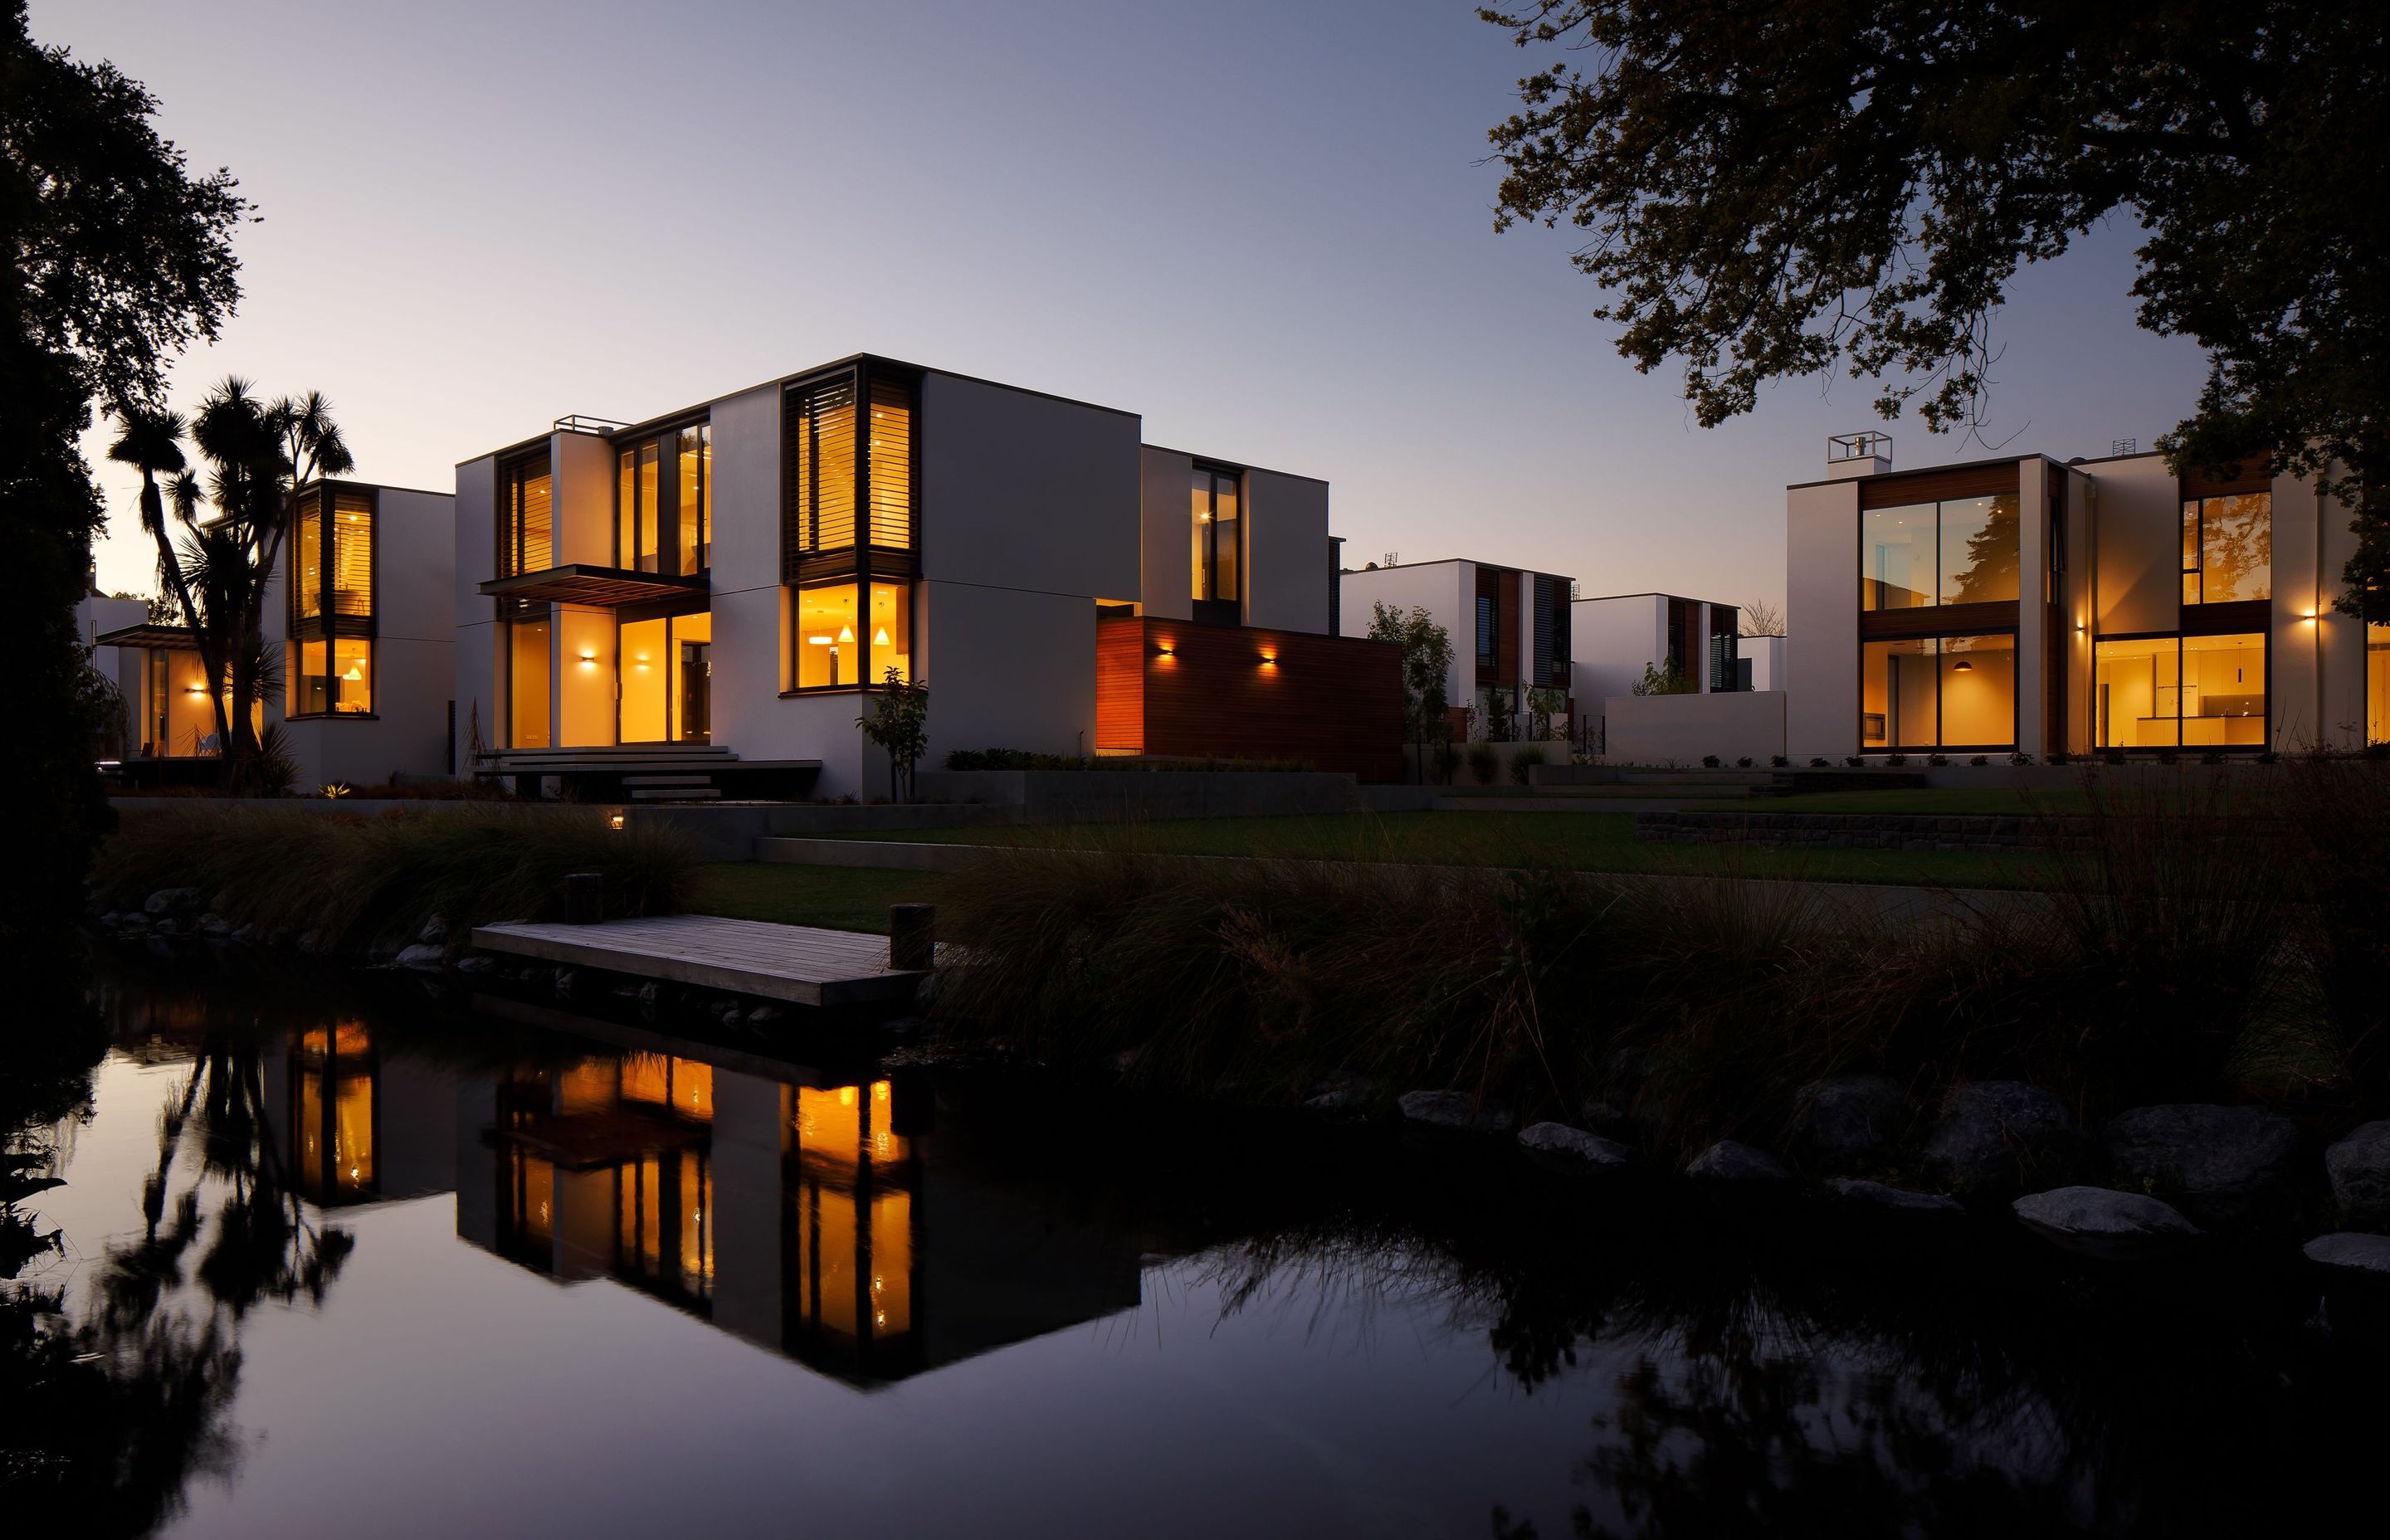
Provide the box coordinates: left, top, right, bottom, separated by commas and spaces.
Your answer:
1631, 659, 1695, 697
857, 666, 930, 802
1368, 602, 1455, 783
1526, 685, 1567, 739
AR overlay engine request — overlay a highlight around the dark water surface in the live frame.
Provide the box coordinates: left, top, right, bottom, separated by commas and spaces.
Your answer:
6, 957, 2386, 1538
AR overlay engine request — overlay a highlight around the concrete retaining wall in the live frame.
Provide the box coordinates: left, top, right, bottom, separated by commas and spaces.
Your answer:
1602, 692, 1786, 765
913, 769, 1366, 821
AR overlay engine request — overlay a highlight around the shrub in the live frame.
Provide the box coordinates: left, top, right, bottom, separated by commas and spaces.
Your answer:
1809, 758, 1828, 768
91, 805, 698, 956
1968, 755, 1988, 767
1885, 753, 1908, 767
1508, 743, 1546, 785
1770, 755, 1789, 768
1432, 740, 1462, 784
1927, 753, 1949, 767
2010, 753, 2032, 767
1842, 756, 1862, 768
1735, 757, 1753, 768
1700, 754, 1720, 768
1466, 742, 1500, 784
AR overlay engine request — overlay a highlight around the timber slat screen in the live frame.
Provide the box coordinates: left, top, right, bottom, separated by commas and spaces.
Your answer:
1094, 616, 1404, 781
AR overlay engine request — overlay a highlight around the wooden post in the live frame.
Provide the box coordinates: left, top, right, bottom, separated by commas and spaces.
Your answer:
563, 872, 603, 925
888, 904, 934, 971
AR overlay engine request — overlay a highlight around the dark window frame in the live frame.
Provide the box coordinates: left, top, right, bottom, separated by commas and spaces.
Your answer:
2090, 626, 2272, 753
1190, 461, 1242, 617
1856, 626, 2021, 753
780, 360, 922, 693
613, 417, 712, 578
285, 481, 381, 721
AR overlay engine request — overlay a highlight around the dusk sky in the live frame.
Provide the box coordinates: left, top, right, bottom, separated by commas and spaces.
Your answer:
52, 0, 2207, 613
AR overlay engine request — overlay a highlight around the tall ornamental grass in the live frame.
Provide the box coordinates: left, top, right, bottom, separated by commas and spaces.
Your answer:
92, 805, 697, 955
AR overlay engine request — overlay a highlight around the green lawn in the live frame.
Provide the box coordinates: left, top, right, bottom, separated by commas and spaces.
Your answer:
1763, 787, 2087, 816
797, 810, 2056, 889
690, 862, 950, 933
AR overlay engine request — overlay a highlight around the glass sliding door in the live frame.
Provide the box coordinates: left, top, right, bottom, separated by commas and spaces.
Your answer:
618, 616, 668, 742
670, 612, 711, 742
508, 620, 551, 748
2370, 624, 2388, 746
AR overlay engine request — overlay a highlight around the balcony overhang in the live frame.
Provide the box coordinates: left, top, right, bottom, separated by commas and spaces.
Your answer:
480, 565, 709, 607
95, 623, 200, 651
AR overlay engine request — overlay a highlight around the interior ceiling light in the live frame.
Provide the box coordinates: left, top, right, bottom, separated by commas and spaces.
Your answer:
343, 663, 363, 680
838, 626, 856, 644
1951, 660, 1974, 672
873, 627, 890, 646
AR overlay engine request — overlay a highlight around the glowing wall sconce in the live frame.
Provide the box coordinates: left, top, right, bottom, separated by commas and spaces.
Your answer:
1259, 652, 1278, 669
607, 811, 626, 831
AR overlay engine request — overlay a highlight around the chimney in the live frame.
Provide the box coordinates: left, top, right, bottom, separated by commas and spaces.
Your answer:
1827, 431, 1892, 480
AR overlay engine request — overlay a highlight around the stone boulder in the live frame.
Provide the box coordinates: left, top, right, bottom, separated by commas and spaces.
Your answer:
144, 886, 205, 917
1828, 1178, 1962, 1214
417, 914, 450, 945
2012, 1186, 2200, 1260
1789, 1074, 1907, 1172
393, 943, 446, 972
1518, 1122, 1628, 1169
2103, 1104, 2301, 1228
1305, 1070, 1378, 1114
2302, 1232, 2390, 1276
1397, 1089, 1513, 1134
2324, 1121, 2390, 1231
1685, 1140, 1790, 1182
1923, 1081, 2084, 1196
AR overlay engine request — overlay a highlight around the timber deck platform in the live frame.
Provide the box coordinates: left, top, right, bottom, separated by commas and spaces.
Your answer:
471, 914, 924, 1007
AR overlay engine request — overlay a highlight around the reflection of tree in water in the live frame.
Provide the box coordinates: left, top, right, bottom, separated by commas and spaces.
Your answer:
3, 1007, 352, 1537
1198, 1174, 2378, 1540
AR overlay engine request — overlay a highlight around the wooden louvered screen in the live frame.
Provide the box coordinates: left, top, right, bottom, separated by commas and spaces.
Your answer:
783, 373, 858, 579
1532, 576, 1555, 684
867, 374, 914, 549
1549, 581, 1570, 685
331, 489, 373, 617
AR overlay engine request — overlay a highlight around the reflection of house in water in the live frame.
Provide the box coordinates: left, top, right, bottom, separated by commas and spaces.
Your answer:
455, 1051, 1142, 1386
259, 1022, 461, 1207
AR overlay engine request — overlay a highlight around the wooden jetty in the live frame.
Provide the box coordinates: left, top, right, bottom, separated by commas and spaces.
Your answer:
471, 914, 924, 1007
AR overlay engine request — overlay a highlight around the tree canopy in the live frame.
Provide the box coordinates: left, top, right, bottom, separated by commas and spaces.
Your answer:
1481, 1, 2389, 617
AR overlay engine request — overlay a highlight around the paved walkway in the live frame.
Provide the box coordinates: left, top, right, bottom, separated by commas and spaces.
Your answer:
471, 914, 925, 1006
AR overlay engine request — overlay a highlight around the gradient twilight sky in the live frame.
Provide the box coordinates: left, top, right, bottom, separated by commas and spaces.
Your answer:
51, 0, 2207, 612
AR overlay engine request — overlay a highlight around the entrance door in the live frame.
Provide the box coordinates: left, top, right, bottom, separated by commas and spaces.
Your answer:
677, 641, 710, 742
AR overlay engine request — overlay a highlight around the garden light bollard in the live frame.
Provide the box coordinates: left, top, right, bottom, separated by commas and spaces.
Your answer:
563, 872, 603, 926
889, 904, 935, 972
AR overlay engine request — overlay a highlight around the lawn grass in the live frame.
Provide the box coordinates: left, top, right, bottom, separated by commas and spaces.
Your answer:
1763, 787, 2087, 816
690, 862, 950, 933
802, 811, 2054, 889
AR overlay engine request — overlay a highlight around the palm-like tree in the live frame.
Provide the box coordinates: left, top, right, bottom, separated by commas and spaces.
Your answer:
113, 380, 354, 789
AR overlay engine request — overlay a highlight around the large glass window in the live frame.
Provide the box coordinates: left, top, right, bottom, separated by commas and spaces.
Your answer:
287, 637, 373, 718
617, 443, 661, 573
618, 616, 668, 742
2182, 492, 2270, 604
2095, 632, 2266, 748
508, 620, 551, 748
866, 582, 910, 684
786, 378, 858, 559
1861, 633, 2016, 748
671, 612, 711, 740
293, 639, 328, 717
1191, 467, 1239, 602
2370, 624, 2389, 746
795, 583, 860, 689
1861, 495, 2020, 609
677, 425, 710, 575
1475, 593, 1497, 665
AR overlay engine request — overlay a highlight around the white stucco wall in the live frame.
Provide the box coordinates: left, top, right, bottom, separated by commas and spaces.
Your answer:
453, 456, 498, 769
552, 431, 616, 568
1602, 690, 1786, 765
920, 373, 1139, 600
2088, 453, 2179, 638
2269, 465, 2367, 750
1785, 480, 1861, 761
1243, 469, 1330, 632
1139, 446, 1194, 621
918, 579, 1096, 766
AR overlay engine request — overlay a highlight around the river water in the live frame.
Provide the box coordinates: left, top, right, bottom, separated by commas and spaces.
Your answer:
5, 953, 2383, 1538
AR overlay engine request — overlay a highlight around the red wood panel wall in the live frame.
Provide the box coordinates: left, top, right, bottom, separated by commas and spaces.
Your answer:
1095, 617, 1404, 781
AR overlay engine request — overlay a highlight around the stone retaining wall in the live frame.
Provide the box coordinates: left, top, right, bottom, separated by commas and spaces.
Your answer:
1637, 808, 2086, 853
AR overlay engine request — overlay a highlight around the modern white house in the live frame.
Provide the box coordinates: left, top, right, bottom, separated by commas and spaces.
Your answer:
1786, 431, 2388, 760
1337, 558, 1574, 737
455, 353, 1396, 799
1570, 592, 1744, 704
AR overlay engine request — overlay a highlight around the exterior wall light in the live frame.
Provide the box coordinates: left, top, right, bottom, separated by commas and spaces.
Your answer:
579, 650, 598, 665
607, 811, 626, 831
1260, 653, 1278, 669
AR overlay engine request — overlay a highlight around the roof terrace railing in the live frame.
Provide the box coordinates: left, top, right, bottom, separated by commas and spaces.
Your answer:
553, 414, 631, 436
1827, 430, 1893, 464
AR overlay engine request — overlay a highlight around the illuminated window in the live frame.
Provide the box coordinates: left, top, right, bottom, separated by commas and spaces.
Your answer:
499, 453, 553, 577
287, 487, 377, 718
2370, 624, 2388, 746
1191, 466, 1239, 603
1861, 495, 2019, 611
784, 376, 858, 561
330, 490, 373, 616
295, 491, 324, 619
286, 636, 374, 717
866, 378, 912, 548
2095, 632, 2266, 749
1860, 633, 2015, 748
508, 619, 551, 748
2182, 493, 2271, 605
677, 424, 710, 574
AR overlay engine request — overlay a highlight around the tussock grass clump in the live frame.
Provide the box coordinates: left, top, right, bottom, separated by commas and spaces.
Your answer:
92, 805, 697, 955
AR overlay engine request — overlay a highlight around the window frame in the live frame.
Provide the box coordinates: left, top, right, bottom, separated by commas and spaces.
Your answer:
1189, 461, 1242, 610
2179, 490, 2272, 607
779, 359, 922, 692
285, 481, 381, 720
613, 418, 712, 577
1856, 627, 2020, 753
780, 577, 916, 697
2092, 626, 2270, 753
